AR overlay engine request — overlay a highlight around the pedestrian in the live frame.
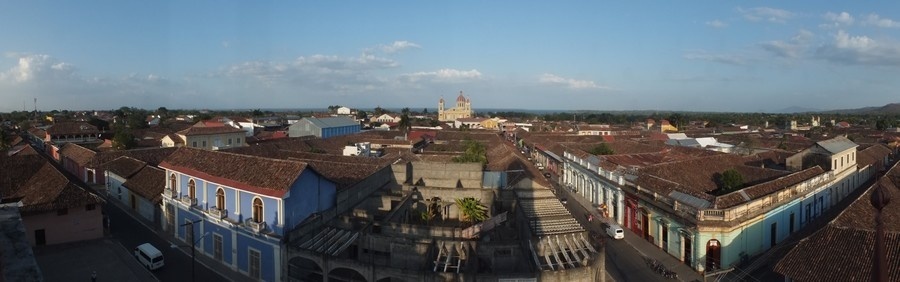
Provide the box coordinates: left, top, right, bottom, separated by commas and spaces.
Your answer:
589, 214, 593, 222
91, 270, 97, 282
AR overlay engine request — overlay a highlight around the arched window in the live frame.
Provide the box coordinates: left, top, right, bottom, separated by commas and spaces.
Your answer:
169, 174, 176, 190
252, 198, 263, 223
216, 188, 225, 210
188, 179, 196, 199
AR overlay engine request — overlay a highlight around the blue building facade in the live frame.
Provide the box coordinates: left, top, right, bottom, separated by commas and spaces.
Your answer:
288, 117, 360, 139
160, 148, 337, 281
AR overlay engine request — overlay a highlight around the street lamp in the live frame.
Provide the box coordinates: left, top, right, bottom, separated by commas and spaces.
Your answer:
171, 219, 209, 282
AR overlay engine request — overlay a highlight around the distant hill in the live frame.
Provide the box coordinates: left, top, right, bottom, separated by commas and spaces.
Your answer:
823, 103, 900, 114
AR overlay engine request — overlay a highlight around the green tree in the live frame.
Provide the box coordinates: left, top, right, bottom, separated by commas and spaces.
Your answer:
87, 117, 110, 131
156, 107, 169, 118
455, 197, 488, 224
718, 169, 744, 193
423, 108, 428, 114
0, 129, 10, 151
452, 139, 487, 164
373, 106, 386, 116
356, 110, 368, 120
401, 107, 411, 116
112, 128, 136, 150
398, 114, 411, 133
251, 109, 264, 117
589, 143, 615, 155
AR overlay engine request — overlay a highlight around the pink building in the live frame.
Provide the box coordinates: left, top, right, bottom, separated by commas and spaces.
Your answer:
0, 148, 104, 246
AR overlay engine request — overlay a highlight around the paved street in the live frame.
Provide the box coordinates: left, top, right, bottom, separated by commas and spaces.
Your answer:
550, 176, 703, 282
106, 200, 228, 282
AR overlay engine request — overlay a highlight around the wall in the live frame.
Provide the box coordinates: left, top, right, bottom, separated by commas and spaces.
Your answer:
410, 162, 483, 188
283, 170, 337, 233
183, 132, 245, 150
24, 205, 103, 246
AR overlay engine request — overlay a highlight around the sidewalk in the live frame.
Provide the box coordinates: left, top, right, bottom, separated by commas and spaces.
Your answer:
562, 185, 704, 282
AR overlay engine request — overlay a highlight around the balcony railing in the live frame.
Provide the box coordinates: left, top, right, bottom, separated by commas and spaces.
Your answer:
245, 219, 267, 233
208, 208, 227, 219
180, 197, 197, 207
164, 189, 177, 199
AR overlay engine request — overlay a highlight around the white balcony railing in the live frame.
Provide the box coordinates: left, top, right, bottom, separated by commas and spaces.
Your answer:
245, 219, 267, 233
208, 208, 227, 219
164, 189, 177, 199
180, 197, 197, 207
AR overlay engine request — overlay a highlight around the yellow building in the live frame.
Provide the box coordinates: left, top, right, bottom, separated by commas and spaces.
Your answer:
438, 91, 473, 122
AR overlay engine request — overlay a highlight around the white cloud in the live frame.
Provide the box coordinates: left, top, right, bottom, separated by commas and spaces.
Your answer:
862, 14, 900, 28
683, 51, 746, 65
538, 73, 608, 90
705, 20, 728, 28
824, 12, 854, 26
815, 30, 900, 66
377, 41, 421, 54
761, 29, 813, 58
737, 7, 794, 23
221, 53, 399, 93
399, 68, 482, 83
0, 54, 76, 83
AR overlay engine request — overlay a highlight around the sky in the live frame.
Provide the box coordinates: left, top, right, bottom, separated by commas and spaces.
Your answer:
1, 1, 900, 113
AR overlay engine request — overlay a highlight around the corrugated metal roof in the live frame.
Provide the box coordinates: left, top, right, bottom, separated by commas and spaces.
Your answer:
305, 117, 359, 128
669, 191, 712, 209
816, 136, 857, 154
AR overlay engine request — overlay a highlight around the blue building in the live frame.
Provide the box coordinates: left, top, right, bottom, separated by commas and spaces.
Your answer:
160, 147, 336, 281
287, 117, 360, 139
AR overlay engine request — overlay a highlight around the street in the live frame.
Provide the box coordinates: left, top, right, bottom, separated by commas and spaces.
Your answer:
544, 171, 703, 282
106, 201, 228, 282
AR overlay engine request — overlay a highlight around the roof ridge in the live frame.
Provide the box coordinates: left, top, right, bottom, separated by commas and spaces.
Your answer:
181, 147, 308, 166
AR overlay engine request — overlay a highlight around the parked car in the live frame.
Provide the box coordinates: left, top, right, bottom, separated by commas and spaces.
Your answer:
543, 172, 552, 178
134, 243, 165, 270
606, 224, 625, 240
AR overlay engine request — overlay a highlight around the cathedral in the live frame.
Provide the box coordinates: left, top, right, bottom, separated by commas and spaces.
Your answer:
438, 91, 473, 121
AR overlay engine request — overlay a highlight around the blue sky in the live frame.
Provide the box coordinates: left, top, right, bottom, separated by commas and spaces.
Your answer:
1, 1, 900, 112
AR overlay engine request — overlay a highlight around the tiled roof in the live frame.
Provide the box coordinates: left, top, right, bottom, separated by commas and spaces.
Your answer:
775, 164, 900, 281
714, 166, 824, 208
636, 154, 790, 196
160, 147, 308, 197
176, 125, 244, 136
88, 147, 177, 168
101, 156, 147, 179
45, 122, 98, 136
857, 144, 892, 169
57, 143, 97, 166
27, 128, 46, 139
0, 154, 103, 213
122, 166, 165, 204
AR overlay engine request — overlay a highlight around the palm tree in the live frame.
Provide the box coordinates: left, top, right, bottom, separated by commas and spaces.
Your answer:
455, 197, 488, 224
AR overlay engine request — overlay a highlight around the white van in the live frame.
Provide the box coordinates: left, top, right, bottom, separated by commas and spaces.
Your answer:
606, 224, 624, 240
134, 243, 165, 270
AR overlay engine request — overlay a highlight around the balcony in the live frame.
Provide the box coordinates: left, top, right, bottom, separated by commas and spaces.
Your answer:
208, 208, 227, 219
164, 189, 177, 199
245, 219, 267, 233
180, 196, 197, 207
